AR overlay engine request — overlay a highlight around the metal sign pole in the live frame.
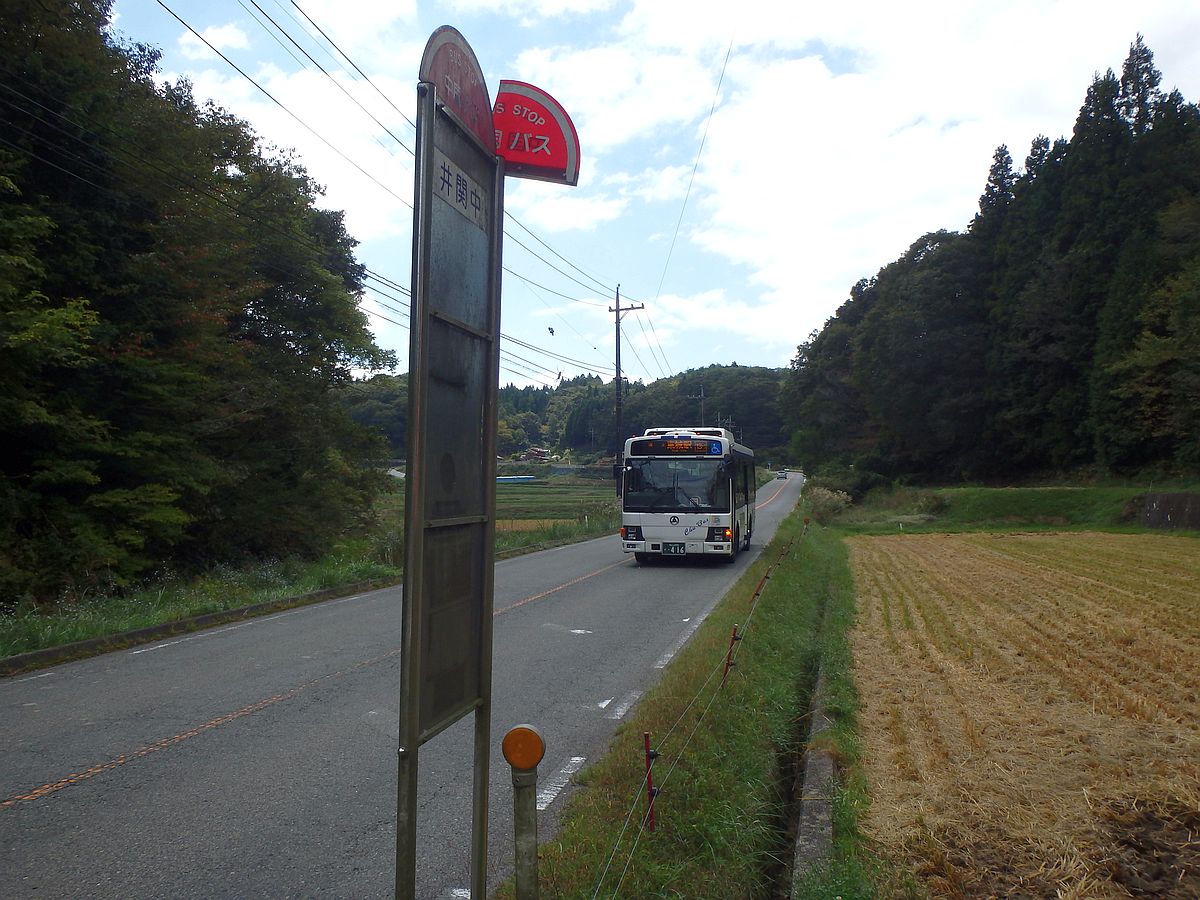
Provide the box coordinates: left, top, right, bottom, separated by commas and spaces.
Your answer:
470, 153, 505, 900
395, 78, 436, 900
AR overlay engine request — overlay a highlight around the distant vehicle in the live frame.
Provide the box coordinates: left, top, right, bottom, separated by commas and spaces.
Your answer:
776, 470, 788, 479
619, 427, 755, 564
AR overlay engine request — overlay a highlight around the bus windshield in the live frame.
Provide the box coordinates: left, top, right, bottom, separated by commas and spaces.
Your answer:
623, 458, 730, 513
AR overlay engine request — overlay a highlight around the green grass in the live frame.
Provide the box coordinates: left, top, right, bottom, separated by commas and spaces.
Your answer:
831, 482, 1200, 534
1, 476, 622, 660
497, 513, 865, 899
0, 551, 397, 659
495, 479, 619, 519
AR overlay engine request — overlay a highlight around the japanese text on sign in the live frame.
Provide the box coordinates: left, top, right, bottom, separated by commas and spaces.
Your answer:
491, 80, 579, 186
493, 100, 553, 156
433, 147, 489, 232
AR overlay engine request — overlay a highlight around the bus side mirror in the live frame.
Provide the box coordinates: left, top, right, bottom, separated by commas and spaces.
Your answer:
612, 463, 621, 479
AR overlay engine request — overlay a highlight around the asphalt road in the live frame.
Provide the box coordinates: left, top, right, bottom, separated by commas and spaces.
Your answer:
1, 474, 803, 898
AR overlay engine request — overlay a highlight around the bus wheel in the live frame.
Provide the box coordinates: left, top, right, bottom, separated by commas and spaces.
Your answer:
634, 552, 650, 565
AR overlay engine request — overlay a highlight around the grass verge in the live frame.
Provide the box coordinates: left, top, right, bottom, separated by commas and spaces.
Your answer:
0, 551, 398, 659
830, 483, 1200, 533
497, 511, 884, 899
1, 479, 621, 660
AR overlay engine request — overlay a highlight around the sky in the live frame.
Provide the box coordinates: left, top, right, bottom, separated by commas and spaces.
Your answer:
110, 0, 1200, 389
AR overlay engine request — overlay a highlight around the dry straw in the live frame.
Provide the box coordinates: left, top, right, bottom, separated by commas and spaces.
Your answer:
848, 532, 1200, 897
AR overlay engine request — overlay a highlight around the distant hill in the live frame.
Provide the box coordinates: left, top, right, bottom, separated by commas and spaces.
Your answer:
342, 364, 789, 459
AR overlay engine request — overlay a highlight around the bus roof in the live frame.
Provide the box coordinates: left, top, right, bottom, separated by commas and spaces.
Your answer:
626, 427, 753, 459
642, 426, 735, 442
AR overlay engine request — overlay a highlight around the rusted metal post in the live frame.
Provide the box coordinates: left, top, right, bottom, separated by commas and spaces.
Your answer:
722, 624, 741, 685
643, 731, 659, 832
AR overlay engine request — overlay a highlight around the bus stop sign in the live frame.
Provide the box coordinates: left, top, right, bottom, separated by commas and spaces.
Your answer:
493, 80, 580, 185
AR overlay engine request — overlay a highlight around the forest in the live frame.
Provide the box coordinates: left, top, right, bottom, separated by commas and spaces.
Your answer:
3, 7, 1197, 605
781, 36, 1200, 492
342, 363, 788, 461
1, 1, 393, 601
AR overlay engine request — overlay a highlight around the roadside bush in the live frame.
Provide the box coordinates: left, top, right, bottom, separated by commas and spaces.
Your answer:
808, 463, 886, 499
805, 486, 853, 523
914, 490, 948, 516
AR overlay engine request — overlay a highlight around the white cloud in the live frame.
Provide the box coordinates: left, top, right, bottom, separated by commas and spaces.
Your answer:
512, 44, 718, 155
449, 0, 617, 22
507, 178, 627, 231
179, 63, 415, 241
140, 0, 1200, 382
603, 164, 690, 203
179, 23, 249, 61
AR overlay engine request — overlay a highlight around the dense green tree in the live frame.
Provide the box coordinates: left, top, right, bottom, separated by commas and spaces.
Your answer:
341, 374, 408, 454
782, 37, 1200, 484
851, 233, 989, 477
971, 144, 1016, 241
782, 280, 878, 470
1118, 34, 1162, 136
1, 0, 393, 599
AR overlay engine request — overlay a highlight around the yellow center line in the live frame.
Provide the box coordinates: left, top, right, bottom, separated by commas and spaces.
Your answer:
1, 648, 398, 809
493, 558, 631, 617
5, 556, 636, 809
756, 481, 789, 509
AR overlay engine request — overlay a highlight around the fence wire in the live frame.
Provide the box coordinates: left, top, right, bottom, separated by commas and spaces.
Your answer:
588, 530, 805, 898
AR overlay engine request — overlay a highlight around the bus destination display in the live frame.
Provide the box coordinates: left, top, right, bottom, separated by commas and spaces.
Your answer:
628, 438, 723, 457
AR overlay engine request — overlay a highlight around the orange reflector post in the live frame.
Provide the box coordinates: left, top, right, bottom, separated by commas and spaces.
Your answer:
502, 724, 546, 771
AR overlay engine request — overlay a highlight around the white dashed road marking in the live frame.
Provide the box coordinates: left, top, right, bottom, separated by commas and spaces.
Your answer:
536, 756, 586, 810
606, 690, 642, 720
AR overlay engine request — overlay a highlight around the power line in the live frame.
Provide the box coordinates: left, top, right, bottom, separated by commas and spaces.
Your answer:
503, 229, 616, 300
502, 334, 615, 376
646, 312, 673, 375
288, 0, 418, 133
281, 0, 623, 310
2, 82, 410, 362
502, 267, 606, 307
154, 0, 412, 209
502, 209, 614, 295
615, 287, 673, 378
120, 3, 661, 387
632, 310, 669, 380
619, 321, 653, 382
239, 0, 308, 70
242, 0, 414, 156
653, 38, 734, 301
156, 0, 660, 385
516, 276, 604, 352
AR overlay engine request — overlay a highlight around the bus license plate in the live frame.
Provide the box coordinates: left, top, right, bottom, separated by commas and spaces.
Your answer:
663, 542, 686, 555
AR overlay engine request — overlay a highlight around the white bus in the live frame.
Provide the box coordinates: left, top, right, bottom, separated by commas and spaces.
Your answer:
619, 427, 755, 564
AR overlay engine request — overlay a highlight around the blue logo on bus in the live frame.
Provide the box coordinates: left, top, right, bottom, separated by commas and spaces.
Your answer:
709, 441, 722, 455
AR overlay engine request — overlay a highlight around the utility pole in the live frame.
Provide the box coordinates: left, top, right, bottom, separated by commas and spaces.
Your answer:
685, 384, 706, 425
610, 284, 643, 495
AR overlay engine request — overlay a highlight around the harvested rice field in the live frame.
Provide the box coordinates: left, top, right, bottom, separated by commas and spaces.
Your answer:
848, 531, 1200, 898
494, 518, 559, 532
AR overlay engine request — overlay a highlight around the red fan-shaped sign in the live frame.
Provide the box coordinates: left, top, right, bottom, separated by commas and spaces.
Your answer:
419, 26, 494, 152
493, 80, 580, 186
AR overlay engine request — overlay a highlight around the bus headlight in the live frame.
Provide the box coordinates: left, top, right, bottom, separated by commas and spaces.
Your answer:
706, 527, 733, 543
621, 525, 643, 541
